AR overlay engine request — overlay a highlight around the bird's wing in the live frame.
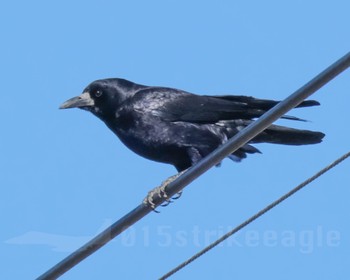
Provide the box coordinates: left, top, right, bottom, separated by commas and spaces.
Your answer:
131, 87, 318, 123
131, 88, 257, 123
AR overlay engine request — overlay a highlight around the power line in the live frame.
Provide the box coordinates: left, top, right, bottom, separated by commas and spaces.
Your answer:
149, 52, 350, 201
159, 150, 350, 279
36, 52, 350, 280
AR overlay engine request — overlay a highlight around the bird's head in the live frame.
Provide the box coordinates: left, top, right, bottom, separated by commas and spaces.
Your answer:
59, 78, 143, 118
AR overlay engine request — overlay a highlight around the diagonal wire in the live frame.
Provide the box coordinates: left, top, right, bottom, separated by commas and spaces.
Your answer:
37, 52, 350, 280
159, 150, 350, 280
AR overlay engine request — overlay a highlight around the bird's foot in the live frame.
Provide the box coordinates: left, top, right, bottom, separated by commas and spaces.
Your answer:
143, 183, 169, 213
143, 171, 186, 212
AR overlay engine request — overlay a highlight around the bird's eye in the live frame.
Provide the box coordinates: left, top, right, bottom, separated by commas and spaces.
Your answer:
95, 90, 103, 97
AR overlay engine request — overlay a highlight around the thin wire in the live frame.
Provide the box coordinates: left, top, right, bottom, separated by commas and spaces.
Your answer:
159, 150, 350, 280
36, 52, 350, 280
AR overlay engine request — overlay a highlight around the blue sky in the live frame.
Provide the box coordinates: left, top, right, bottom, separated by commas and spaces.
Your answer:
1, 1, 350, 279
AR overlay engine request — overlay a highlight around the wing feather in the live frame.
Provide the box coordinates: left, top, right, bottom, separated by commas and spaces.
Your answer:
131, 87, 319, 123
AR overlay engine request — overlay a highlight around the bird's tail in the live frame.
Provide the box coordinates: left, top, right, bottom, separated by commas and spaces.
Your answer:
224, 120, 325, 162
251, 124, 325, 145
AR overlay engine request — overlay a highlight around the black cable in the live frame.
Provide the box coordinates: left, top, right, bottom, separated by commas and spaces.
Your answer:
159, 150, 350, 279
36, 52, 350, 280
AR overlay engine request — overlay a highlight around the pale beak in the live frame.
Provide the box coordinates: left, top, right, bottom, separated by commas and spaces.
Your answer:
59, 92, 94, 109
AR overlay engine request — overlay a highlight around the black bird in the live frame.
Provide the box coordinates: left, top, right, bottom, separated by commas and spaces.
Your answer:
60, 78, 324, 172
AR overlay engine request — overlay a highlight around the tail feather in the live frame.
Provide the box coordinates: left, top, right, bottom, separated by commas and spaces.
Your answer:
252, 124, 325, 145
224, 120, 324, 162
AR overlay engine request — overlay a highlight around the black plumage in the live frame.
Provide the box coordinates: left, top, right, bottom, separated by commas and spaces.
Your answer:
60, 78, 324, 171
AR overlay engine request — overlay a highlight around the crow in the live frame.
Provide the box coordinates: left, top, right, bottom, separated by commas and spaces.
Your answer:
60, 78, 324, 173
60, 78, 325, 208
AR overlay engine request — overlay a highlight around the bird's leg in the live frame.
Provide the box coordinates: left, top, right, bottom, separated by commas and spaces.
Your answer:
143, 170, 187, 211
